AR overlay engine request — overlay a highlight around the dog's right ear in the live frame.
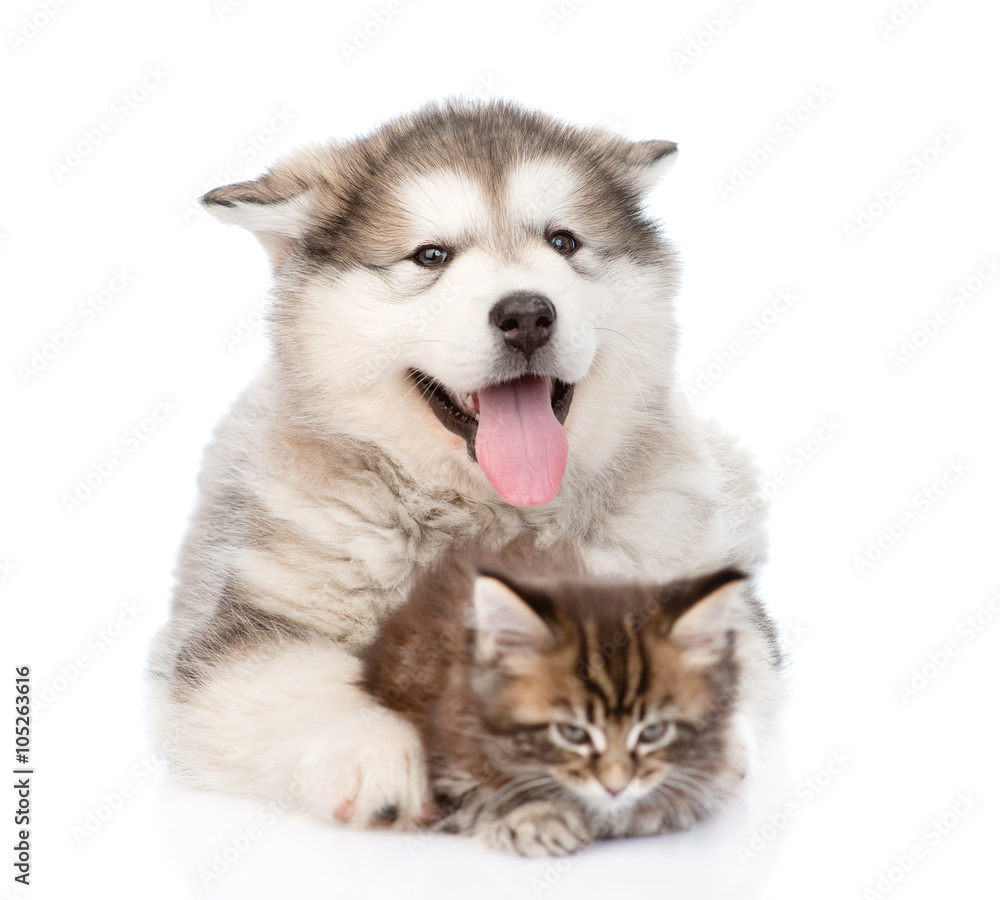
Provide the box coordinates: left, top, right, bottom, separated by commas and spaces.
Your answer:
200, 145, 338, 264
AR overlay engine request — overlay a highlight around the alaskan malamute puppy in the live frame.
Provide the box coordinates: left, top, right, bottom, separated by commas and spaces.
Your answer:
148, 101, 780, 836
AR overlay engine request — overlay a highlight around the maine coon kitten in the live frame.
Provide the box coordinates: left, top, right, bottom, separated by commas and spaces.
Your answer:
361, 544, 777, 856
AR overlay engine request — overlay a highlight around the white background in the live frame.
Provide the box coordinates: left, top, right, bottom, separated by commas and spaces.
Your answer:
2, 0, 998, 898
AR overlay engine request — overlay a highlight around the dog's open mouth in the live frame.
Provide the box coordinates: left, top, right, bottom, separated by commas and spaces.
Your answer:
411, 371, 574, 507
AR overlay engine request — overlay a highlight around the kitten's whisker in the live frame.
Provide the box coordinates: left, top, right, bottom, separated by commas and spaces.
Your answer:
472, 776, 562, 821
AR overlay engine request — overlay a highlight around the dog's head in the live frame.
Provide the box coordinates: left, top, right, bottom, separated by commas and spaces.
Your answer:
203, 101, 680, 508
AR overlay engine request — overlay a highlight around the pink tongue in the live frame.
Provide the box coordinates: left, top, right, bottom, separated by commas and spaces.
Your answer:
475, 376, 568, 507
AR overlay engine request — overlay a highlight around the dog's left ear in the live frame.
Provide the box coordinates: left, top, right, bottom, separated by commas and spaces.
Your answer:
622, 140, 678, 194
200, 144, 339, 265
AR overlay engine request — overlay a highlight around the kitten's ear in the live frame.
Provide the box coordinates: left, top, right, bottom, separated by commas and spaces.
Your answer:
200, 144, 339, 264
472, 577, 553, 663
661, 570, 746, 667
621, 139, 678, 194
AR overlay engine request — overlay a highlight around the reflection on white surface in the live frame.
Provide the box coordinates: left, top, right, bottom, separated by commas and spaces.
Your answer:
151, 757, 786, 900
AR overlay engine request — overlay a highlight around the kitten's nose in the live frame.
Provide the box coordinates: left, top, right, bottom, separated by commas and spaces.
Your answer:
598, 764, 630, 797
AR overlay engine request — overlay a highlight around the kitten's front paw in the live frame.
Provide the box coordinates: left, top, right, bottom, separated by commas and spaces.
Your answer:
479, 801, 593, 857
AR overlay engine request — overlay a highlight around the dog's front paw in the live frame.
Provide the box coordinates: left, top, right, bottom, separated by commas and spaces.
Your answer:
478, 801, 593, 857
302, 706, 431, 830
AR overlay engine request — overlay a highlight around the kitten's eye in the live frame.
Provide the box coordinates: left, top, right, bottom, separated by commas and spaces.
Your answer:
548, 231, 577, 255
638, 722, 670, 744
556, 723, 591, 745
413, 245, 449, 267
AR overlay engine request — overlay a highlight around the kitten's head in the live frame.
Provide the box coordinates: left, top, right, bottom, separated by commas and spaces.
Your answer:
467, 567, 748, 834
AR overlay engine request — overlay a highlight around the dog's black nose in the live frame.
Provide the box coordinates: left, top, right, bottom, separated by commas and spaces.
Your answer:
489, 292, 556, 360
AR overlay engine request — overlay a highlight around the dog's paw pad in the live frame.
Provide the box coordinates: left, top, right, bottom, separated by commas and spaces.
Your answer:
333, 797, 356, 823
371, 803, 399, 825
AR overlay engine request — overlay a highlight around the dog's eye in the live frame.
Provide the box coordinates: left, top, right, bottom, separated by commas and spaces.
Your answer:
556, 723, 591, 745
413, 245, 449, 267
548, 231, 577, 255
